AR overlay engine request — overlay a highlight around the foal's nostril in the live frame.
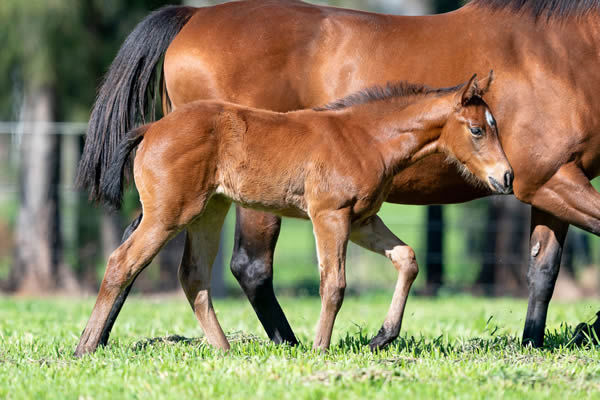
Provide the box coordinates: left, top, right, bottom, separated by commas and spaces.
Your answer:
504, 170, 514, 191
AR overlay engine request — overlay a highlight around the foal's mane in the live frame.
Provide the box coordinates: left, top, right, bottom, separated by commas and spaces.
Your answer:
314, 81, 464, 112
471, 0, 600, 19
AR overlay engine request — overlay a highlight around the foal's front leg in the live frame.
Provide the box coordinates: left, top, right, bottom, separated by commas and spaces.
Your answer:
311, 208, 351, 350
349, 215, 418, 351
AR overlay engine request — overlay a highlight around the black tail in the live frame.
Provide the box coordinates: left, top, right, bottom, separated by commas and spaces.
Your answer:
76, 5, 195, 203
101, 126, 148, 210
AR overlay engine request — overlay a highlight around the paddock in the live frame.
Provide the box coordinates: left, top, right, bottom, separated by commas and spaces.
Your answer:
2, 0, 600, 398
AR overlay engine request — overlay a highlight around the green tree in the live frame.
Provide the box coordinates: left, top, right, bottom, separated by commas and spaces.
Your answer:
0, 0, 178, 292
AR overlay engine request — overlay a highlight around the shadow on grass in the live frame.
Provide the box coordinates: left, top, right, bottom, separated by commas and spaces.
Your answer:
128, 318, 600, 359
132, 331, 268, 351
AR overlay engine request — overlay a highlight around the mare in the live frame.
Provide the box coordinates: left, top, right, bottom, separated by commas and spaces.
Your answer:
74, 75, 512, 355
76, 0, 600, 349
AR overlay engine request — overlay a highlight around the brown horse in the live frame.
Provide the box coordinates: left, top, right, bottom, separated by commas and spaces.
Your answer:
76, 0, 600, 349
74, 75, 511, 355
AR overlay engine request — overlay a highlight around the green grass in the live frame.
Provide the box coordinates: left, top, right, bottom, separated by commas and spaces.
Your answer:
1, 295, 600, 399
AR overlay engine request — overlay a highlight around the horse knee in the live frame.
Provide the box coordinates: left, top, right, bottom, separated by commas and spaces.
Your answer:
230, 248, 272, 293
388, 246, 418, 281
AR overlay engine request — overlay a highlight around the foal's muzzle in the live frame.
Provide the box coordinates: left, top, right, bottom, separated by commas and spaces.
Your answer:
488, 170, 514, 194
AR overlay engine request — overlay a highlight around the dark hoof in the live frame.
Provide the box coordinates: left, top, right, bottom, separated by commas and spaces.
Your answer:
521, 337, 542, 348
522, 319, 544, 348
571, 312, 600, 346
271, 332, 299, 347
369, 327, 397, 351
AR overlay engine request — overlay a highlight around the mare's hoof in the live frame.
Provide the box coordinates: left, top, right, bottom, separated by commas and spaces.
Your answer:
571, 311, 600, 346
521, 337, 542, 348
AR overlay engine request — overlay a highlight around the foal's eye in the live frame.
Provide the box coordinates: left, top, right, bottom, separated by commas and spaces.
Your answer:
470, 127, 483, 137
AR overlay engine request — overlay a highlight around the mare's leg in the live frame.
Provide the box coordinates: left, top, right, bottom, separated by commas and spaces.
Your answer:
230, 207, 298, 345
522, 208, 569, 347
312, 209, 351, 350
178, 197, 231, 350
349, 215, 418, 351
98, 213, 143, 346
516, 162, 600, 346
75, 214, 175, 356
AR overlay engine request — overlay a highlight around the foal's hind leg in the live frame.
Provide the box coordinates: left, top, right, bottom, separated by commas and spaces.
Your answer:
349, 215, 418, 351
178, 197, 232, 350
75, 214, 175, 356
98, 213, 143, 347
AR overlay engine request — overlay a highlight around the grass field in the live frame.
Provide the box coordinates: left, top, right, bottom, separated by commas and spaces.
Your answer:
1, 294, 600, 399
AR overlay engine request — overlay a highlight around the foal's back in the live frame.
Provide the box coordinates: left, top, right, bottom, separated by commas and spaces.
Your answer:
136, 100, 383, 219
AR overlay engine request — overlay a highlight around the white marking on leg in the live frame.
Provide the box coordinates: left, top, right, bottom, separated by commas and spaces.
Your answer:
531, 242, 541, 257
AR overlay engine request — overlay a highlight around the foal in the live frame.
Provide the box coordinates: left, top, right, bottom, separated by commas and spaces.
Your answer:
75, 73, 512, 355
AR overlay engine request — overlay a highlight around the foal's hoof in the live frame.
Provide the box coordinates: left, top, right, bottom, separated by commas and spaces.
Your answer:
73, 342, 99, 358
368, 327, 397, 352
73, 347, 91, 358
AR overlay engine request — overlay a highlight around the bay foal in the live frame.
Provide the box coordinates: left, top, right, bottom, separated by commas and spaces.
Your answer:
75, 74, 512, 355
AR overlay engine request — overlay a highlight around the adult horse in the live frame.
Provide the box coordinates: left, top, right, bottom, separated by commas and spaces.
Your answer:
77, 0, 600, 349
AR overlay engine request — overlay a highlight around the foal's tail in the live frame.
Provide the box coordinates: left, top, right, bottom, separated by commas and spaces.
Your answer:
101, 126, 148, 210
76, 5, 195, 204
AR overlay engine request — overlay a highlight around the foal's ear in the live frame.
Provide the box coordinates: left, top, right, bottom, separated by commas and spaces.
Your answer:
477, 70, 494, 96
460, 74, 479, 107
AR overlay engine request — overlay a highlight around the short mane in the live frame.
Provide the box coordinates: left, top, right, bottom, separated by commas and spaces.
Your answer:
471, 0, 600, 19
314, 81, 464, 112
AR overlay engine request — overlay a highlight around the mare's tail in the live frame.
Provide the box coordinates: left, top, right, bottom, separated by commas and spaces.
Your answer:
101, 126, 148, 210
76, 5, 195, 204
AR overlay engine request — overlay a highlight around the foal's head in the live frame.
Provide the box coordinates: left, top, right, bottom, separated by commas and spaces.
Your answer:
440, 72, 513, 194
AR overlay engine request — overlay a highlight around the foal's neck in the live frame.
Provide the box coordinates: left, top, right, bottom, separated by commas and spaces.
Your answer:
359, 97, 452, 176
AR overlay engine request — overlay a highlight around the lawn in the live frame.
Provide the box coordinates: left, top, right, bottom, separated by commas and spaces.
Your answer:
1, 294, 600, 399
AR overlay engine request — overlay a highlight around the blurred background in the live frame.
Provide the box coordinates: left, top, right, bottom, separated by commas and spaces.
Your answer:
0, 0, 598, 300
